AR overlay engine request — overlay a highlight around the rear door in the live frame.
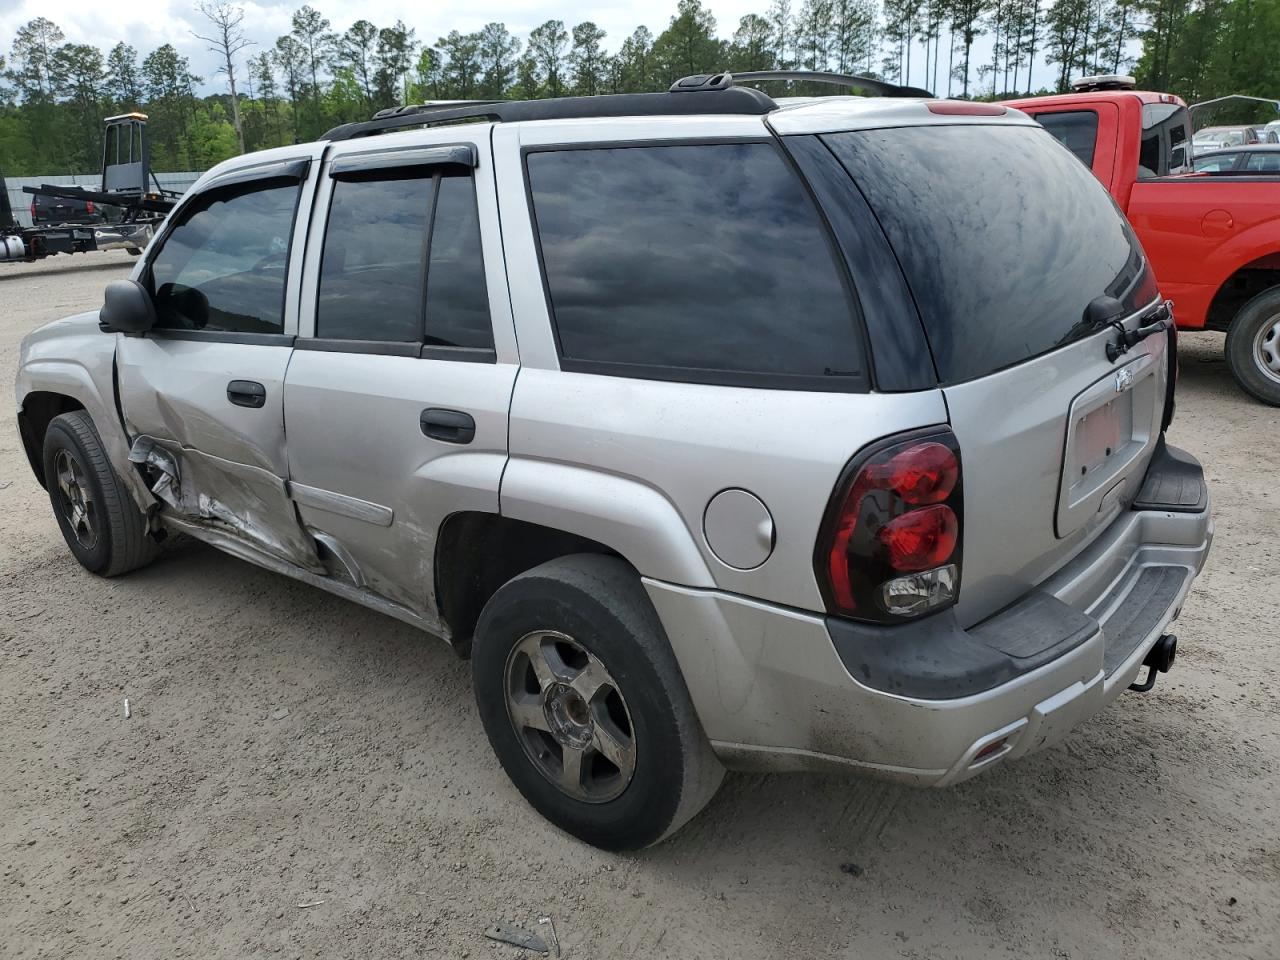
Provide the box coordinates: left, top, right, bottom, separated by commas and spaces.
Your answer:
281, 129, 517, 620
117, 154, 321, 568
823, 122, 1168, 627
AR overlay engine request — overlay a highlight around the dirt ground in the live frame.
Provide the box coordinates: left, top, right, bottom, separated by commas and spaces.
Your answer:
1, 250, 1277, 960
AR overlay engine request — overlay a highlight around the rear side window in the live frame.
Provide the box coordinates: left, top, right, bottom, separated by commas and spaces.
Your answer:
824, 125, 1157, 385
1140, 103, 1193, 177
1194, 153, 1239, 172
317, 173, 431, 342
149, 181, 301, 334
317, 170, 492, 349
1246, 152, 1280, 172
1034, 110, 1099, 166
526, 142, 865, 390
424, 176, 491, 348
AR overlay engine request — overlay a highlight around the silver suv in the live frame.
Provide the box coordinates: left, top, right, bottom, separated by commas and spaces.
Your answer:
15, 74, 1213, 849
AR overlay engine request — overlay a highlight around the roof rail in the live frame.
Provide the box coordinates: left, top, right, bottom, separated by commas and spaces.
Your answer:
671, 70, 934, 99
322, 87, 776, 141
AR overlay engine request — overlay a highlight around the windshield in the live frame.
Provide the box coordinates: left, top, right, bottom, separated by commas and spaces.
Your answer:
821, 124, 1158, 384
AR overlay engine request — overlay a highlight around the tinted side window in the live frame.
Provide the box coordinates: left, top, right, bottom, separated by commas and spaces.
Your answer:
1246, 152, 1280, 172
1140, 103, 1193, 178
526, 142, 864, 389
150, 181, 301, 333
424, 175, 492, 349
1035, 110, 1098, 166
1168, 116, 1191, 173
1194, 154, 1239, 172
317, 173, 431, 341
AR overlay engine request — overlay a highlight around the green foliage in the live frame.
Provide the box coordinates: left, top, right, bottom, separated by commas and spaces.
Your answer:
1136, 0, 1280, 115
6, 0, 1251, 178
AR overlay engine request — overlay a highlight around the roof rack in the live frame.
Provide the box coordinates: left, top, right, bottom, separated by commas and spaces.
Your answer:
321, 69, 933, 142
671, 70, 934, 99
322, 87, 776, 141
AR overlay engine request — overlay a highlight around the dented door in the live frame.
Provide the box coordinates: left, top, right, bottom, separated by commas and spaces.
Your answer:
281, 129, 517, 618
116, 154, 322, 569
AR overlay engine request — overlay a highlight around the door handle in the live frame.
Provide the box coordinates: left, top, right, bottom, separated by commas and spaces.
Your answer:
420, 408, 475, 444
227, 380, 267, 408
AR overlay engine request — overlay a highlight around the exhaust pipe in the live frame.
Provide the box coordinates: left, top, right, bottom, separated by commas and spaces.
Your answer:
1129, 633, 1177, 692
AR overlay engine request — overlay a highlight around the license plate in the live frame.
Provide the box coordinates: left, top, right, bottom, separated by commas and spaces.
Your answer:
1076, 390, 1133, 476
1057, 354, 1159, 537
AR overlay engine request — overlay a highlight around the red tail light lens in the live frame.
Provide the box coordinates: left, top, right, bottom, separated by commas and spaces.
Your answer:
817, 429, 963, 622
879, 505, 958, 571
85, 201, 95, 213
884, 441, 958, 505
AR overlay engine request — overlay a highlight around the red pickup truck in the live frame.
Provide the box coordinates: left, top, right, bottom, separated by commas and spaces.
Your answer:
1006, 83, 1280, 405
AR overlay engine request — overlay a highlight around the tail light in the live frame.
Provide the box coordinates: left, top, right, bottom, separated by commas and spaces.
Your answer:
816, 429, 963, 623
85, 201, 95, 214
30, 201, 36, 219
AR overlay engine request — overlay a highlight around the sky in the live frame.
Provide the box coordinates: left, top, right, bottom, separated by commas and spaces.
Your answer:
0, 0, 1136, 98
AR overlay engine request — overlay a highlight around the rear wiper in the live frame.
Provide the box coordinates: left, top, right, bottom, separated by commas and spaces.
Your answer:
1106, 303, 1171, 363
1072, 295, 1170, 362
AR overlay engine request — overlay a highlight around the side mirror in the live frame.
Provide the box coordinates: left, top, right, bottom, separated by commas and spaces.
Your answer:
99, 279, 156, 334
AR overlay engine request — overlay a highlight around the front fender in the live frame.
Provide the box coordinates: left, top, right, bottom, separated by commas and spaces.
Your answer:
16, 316, 151, 512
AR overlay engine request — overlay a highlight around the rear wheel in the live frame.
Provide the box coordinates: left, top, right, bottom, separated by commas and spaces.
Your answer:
471, 555, 723, 849
1225, 286, 1280, 405
42, 411, 156, 576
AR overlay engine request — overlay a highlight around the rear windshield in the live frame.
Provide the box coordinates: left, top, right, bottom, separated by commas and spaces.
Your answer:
823, 125, 1157, 384
1034, 110, 1099, 166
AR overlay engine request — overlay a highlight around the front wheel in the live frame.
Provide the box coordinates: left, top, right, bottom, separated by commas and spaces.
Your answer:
1225, 286, 1280, 405
42, 411, 156, 576
471, 555, 723, 849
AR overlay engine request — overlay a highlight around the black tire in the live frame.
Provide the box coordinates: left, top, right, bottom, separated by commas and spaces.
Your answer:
1225, 286, 1280, 405
42, 411, 156, 576
472, 554, 723, 850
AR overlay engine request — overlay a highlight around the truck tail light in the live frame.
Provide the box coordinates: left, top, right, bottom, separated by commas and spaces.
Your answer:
85, 201, 95, 214
30, 201, 36, 219
817, 429, 963, 623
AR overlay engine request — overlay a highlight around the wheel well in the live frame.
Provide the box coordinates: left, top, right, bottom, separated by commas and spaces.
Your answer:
17, 392, 85, 488
434, 512, 622, 655
1205, 255, 1280, 332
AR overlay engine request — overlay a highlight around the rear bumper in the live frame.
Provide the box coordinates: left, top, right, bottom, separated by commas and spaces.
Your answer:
644, 447, 1212, 785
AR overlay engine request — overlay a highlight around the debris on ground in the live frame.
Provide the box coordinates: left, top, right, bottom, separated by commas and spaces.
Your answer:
538, 916, 561, 957
295, 899, 324, 908
123, 698, 130, 719
839, 862, 864, 877
271, 708, 290, 721
484, 922, 549, 954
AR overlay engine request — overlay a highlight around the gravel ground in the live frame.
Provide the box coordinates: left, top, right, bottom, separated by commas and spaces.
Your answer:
1, 250, 1277, 960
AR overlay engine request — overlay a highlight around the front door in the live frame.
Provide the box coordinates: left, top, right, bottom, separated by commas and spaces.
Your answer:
282, 133, 517, 623
117, 156, 321, 569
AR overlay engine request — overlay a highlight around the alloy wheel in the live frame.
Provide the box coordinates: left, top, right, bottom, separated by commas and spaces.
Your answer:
504, 629, 637, 803
53, 449, 98, 550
